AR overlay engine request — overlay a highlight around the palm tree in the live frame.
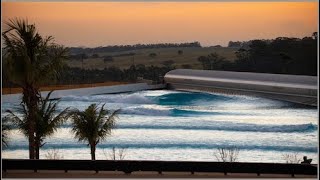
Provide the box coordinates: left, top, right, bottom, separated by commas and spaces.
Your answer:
2, 118, 11, 148
70, 104, 119, 160
2, 18, 67, 159
34, 91, 70, 159
5, 91, 70, 159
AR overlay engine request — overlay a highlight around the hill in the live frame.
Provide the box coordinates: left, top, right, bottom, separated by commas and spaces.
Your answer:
66, 47, 238, 70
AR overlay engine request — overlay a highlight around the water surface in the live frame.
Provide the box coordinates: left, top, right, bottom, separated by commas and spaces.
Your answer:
2, 90, 318, 163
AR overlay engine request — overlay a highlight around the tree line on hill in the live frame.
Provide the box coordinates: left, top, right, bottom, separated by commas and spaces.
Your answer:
57, 65, 172, 85
68, 42, 201, 55
68, 52, 136, 61
201, 33, 317, 76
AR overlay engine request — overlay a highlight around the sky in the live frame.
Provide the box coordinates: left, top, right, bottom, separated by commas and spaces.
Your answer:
2, 2, 318, 47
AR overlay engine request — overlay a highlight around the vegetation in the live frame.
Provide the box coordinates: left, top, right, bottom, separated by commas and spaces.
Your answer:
4, 91, 70, 159
70, 104, 119, 160
45, 148, 64, 159
214, 146, 240, 162
161, 60, 175, 68
226, 33, 317, 75
2, 118, 10, 148
282, 153, 302, 164
31, 65, 171, 86
103, 147, 127, 160
197, 52, 229, 70
2, 18, 67, 159
68, 42, 201, 54
149, 52, 157, 58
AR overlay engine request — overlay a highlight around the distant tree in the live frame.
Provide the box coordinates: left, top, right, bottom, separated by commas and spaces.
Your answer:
181, 64, 192, 69
80, 53, 88, 59
234, 48, 252, 71
70, 104, 119, 160
123, 65, 138, 82
198, 56, 208, 70
197, 53, 226, 70
312, 32, 317, 40
178, 50, 183, 55
162, 60, 175, 68
279, 52, 293, 73
228, 41, 242, 47
149, 53, 157, 58
103, 56, 114, 63
91, 54, 99, 58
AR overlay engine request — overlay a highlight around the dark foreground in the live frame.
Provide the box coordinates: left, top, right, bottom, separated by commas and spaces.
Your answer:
2, 159, 317, 178
2, 170, 317, 178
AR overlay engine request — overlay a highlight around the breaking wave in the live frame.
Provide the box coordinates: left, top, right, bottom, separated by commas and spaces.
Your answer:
7, 143, 317, 153
117, 123, 317, 133
61, 93, 153, 104
119, 107, 228, 116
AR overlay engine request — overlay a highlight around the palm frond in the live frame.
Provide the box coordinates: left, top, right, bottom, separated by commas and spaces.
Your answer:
35, 91, 70, 144
3, 18, 68, 87
2, 117, 12, 148
71, 104, 119, 146
98, 109, 120, 141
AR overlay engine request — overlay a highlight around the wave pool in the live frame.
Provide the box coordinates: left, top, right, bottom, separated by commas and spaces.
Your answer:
2, 90, 318, 163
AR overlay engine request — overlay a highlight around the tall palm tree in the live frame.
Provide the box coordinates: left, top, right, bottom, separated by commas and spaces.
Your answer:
70, 104, 119, 160
2, 18, 67, 159
5, 91, 70, 159
2, 118, 11, 148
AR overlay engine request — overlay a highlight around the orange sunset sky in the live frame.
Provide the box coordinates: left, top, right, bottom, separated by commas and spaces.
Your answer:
2, 2, 318, 47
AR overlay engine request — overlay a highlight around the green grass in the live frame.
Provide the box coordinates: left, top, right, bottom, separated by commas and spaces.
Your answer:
66, 47, 239, 70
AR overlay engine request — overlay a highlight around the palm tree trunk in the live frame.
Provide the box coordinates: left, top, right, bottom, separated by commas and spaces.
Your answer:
90, 144, 96, 160
22, 84, 40, 159
35, 137, 40, 159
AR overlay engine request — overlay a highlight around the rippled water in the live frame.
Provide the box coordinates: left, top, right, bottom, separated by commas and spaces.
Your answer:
2, 90, 318, 163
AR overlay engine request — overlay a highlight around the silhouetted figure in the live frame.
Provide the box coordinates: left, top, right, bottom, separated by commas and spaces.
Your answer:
301, 156, 312, 164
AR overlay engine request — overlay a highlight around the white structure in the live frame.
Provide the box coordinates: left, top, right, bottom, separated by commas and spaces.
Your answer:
164, 69, 318, 106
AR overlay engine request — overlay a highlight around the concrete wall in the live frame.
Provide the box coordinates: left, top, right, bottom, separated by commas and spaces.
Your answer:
165, 69, 318, 106
2, 83, 166, 104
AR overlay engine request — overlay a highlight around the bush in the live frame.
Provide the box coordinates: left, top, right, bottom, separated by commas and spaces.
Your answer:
149, 53, 157, 58
103, 56, 114, 62
45, 149, 64, 159
181, 64, 192, 69
282, 152, 302, 164
214, 146, 240, 162
103, 147, 127, 160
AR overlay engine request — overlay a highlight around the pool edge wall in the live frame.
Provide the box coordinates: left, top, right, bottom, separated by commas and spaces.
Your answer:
164, 69, 318, 107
